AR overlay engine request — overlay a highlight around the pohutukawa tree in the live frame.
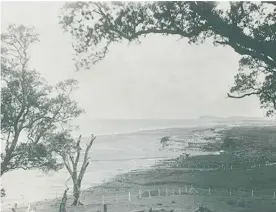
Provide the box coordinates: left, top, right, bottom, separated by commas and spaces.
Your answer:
1, 24, 84, 177
60, 1, 276, 116
50, 132, 96, 206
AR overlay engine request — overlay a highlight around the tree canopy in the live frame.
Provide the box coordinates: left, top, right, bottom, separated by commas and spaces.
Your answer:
60, 1, 276, 116
1, 25, 84, 176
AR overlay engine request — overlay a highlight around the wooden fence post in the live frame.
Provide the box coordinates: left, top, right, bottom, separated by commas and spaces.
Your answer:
139, 190, 141, 199
103, 204, 107, 212
102, 195, 105, 205
209, 187, 211, 195
179, 188, 181, 195
148, 190, 151, 199
128, 192, 131, 202
158, 189, 160, 197
251, 190, 254, 197
229, 189, 232, 196
27, 203, 30, 212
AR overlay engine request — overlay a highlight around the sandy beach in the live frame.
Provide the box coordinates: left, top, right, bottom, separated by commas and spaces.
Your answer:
5, 125, 276, 212
1, 124, 219, 209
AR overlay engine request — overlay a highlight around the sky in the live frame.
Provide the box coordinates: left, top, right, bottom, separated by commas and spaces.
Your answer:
1, 1, 266, 120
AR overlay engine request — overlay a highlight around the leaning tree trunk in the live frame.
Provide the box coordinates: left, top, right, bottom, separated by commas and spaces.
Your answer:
59, 188, 69, 212
62, 134, 96, 206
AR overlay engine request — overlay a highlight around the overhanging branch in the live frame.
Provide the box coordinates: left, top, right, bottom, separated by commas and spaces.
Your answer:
227, 91, 261, 99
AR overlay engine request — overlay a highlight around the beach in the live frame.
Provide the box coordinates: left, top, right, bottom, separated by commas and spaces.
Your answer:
1, 122, 219, 210
2, 124, 276, 212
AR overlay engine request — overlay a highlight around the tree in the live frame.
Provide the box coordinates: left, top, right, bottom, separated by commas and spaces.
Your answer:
1, 25, 84, 176
49, 132, 96, 206
59, 188, 69, 212
1, 188, 6, 197
60, 1, 276, 116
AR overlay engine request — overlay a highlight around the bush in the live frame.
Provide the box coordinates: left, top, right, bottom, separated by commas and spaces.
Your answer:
221, 137, 236, 150
1, 188, 6, 197
226, 199, 236, 206
160, 136, 170, 143
236, 199, 246, 208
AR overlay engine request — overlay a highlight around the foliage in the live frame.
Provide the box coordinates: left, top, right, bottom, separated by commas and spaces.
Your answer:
1, 25, 84, 176
221, 137, 236, 150
1, 188, 6, 197
160, 136, 170, 143
60, 1, 276, 116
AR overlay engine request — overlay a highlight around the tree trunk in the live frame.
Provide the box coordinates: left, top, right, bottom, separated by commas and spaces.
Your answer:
72, 183, 82, 206
1, 154, 11, 176
59, 188, 69, 212
1, 135, 20, 176
62, 134, 95, 206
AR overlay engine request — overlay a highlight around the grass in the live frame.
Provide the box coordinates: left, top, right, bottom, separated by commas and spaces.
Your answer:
119, 126, 276, 212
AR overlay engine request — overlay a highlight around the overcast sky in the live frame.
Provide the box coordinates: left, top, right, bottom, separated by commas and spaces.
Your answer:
1, 1, 265, 120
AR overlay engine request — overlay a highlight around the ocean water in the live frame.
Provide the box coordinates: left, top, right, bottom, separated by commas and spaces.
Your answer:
1, 119, 216, 210
71, 118, 215, 136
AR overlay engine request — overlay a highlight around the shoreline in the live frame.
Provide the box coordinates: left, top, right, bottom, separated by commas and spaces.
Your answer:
4, 125, 276, 212
4, 125, 223, 212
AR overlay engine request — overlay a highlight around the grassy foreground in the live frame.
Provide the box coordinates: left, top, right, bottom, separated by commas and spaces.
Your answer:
13, 126, 276, 212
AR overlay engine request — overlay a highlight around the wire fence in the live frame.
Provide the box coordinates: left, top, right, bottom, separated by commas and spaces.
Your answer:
163, 160, 276, 171
95, 186, 276, 206
7, 163, 276, 211
8, 185, 276, 212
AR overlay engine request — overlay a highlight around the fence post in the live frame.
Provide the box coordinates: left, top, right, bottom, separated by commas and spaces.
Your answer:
102, 195, 105, 205
166, 188, 168, 196
139, 190, 141, 198
158, 189, 160, 197
209, 187, 211, 195
185, 185, 187, 193
229, 189, 232, 196
231, 164, 233, 170
179, 188, 181, 195
27, 203, 30, 212
148, 190, 151, 199
103, 204, 107, 212
173, 189, 175, 196
251, 190, 254, 197
128, 192, 131, 202
273, 191, 275, 199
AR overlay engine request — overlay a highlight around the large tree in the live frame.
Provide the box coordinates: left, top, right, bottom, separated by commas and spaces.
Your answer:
1, 25, 84, 176
60, 1, 276, 116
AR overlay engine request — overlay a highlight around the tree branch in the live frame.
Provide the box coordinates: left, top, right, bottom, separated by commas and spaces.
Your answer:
74, 135, 82, 166
78, 135, 95, 183
227, 91, 262, 99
